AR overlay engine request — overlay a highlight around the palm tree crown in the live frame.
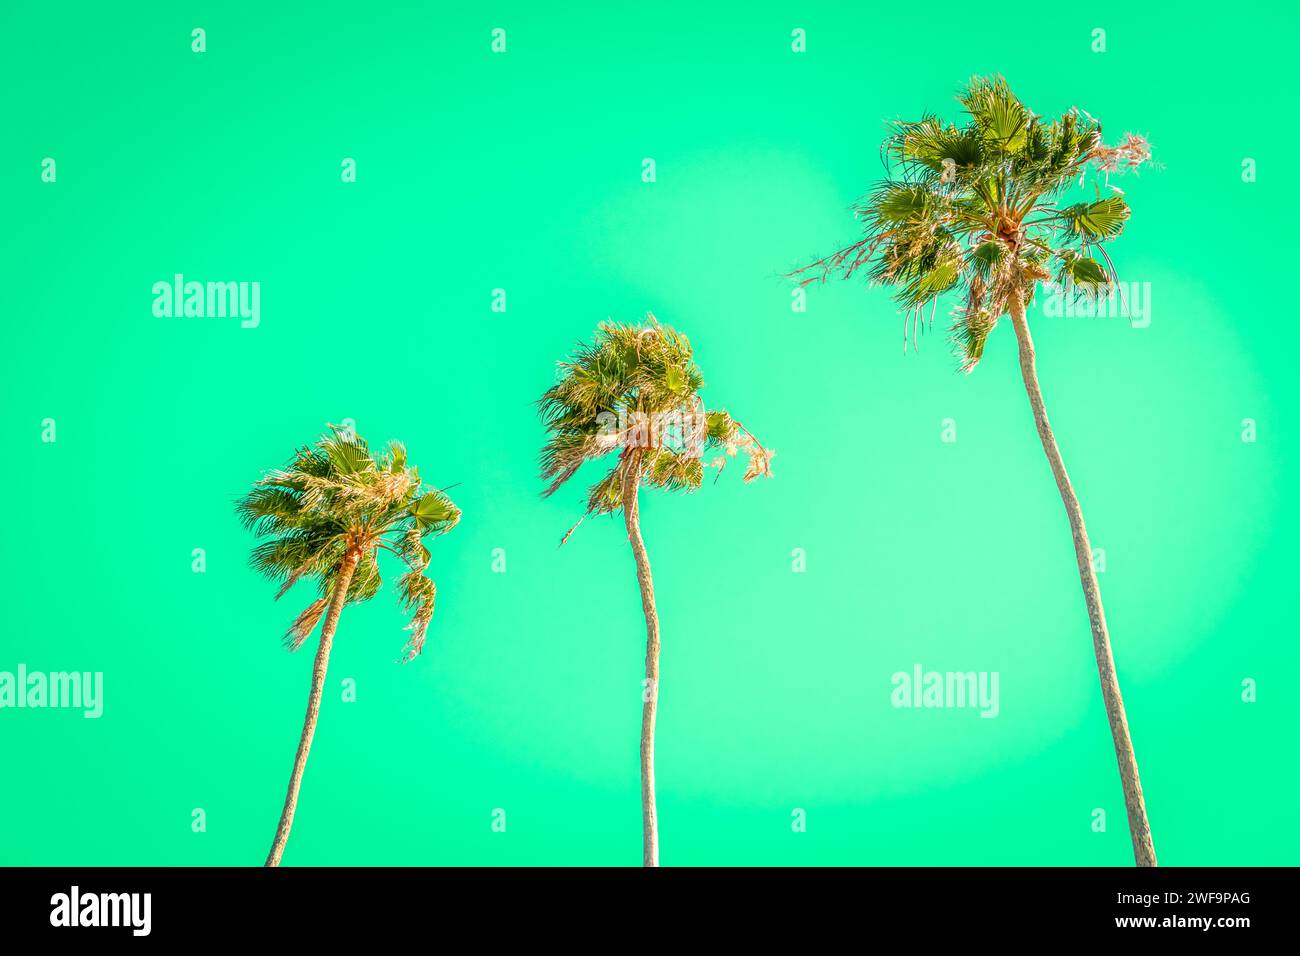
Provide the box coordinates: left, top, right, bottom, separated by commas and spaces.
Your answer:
795, 75, 1151, 369
539, 314, 773, 535
236, 425, 460, 661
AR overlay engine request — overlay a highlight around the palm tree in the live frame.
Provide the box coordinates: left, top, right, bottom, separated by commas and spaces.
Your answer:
237, 424, 460, 866
539, 315, 773, 866
792, 76, 1157, 866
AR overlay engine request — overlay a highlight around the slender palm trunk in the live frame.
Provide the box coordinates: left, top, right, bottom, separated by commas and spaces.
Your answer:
1008, 293, 1156, 867
264, 550, 360, 867
622, 460, 661, 867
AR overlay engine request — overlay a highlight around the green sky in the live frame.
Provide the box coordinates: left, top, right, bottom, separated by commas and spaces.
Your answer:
1, 2, 1296, 865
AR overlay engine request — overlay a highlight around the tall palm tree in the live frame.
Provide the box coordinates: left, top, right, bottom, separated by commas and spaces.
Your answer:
237, 424, 460, 866
792, 76, 1157, 866
539, 315, 773, 866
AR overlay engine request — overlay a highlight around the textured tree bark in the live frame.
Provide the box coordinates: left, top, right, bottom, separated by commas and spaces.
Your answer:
1008, 293, 1157, 867
622, 460, 661, 867
264, 550, 360, 867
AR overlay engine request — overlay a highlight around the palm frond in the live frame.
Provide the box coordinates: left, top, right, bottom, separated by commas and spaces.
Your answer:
540, 317, 773, 540
238, 425, 460, 661
790, 74, 1151, 370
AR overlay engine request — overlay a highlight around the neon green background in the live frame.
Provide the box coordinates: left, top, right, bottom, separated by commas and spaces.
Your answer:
2, 2, 1295, 866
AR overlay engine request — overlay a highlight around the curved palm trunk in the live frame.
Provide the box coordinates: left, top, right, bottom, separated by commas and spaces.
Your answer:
1008, 294, 1157, 867
622, 461, 661, 867
264, 551, 359, 867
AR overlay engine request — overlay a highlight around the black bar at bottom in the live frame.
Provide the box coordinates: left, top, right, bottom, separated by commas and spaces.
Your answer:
0, 866, 1286, 941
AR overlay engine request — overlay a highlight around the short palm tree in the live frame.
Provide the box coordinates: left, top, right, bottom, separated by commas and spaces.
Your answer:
237, 425, 460, 866
539, 315, 773, 866
792, 77, 1157, 866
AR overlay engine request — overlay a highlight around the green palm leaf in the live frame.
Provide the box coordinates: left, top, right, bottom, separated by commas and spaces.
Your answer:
539, 314, 773, 537
790, 74, 1150, 371
1058, 196, 1131, 241
238, 426, 461, 661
